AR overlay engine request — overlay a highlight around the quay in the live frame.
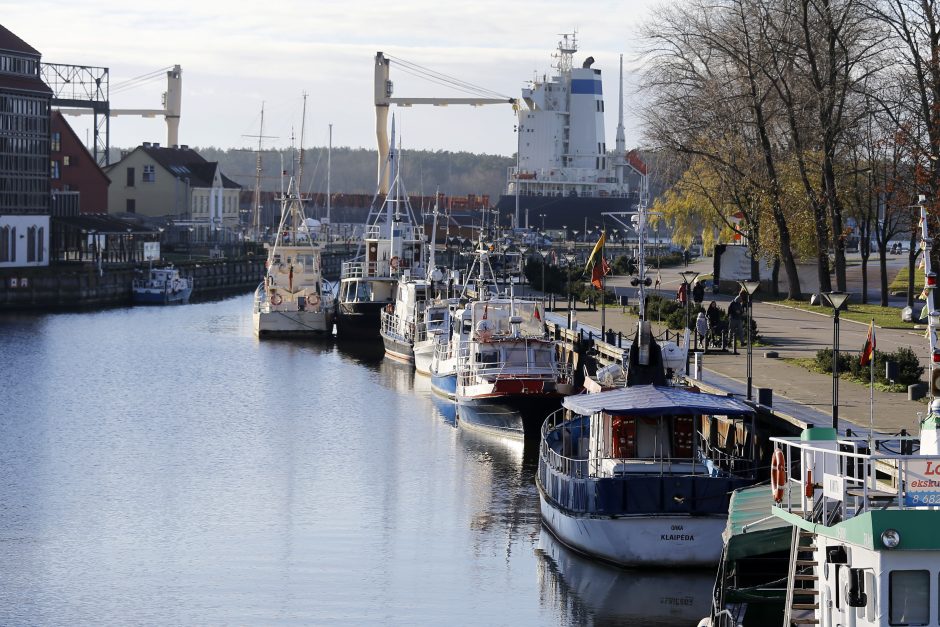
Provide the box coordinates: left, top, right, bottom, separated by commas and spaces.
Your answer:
0, 256, 265, 309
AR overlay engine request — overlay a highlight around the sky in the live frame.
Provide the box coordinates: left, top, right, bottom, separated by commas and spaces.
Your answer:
2, 0, 662, 156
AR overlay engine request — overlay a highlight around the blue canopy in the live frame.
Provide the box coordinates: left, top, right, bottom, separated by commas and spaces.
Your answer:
562, 384, 753, 417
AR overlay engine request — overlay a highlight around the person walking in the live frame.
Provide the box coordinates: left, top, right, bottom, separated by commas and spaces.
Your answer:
695, 311, 709, 352
676, 282, 687, 307
692, 280, 705, 308
706, 301, 722, 349
728, 295, 744, 354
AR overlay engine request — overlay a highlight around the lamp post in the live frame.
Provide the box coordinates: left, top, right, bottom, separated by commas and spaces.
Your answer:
501, 243, 510, 293
740, 280, 761, 400
565, 251, 576, 328
824, 291, 850, 431
539, 248, 550, 311
679, 270, 700, 375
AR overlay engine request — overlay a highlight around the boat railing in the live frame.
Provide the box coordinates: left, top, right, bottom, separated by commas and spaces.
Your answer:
363, 224, 425, 242
769, 435, 940, 523
341, 261, 380, 279
380, 309, 415, 342
456, 339, 571, 384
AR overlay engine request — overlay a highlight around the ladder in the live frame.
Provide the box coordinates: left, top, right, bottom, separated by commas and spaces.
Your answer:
783, 527, 820, 625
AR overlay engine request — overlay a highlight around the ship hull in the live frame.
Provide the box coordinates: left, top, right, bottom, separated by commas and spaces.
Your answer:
496, 194, 639, 230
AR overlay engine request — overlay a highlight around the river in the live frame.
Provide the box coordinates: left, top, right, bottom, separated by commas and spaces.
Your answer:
0, 293, 712, 625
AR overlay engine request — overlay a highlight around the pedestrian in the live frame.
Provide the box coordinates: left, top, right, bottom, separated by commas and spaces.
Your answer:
728, 296, 744, 352
695, 311, 709, 351
692, 279, 705, 307
676, 282, 687, 306
706, 301, 722, 348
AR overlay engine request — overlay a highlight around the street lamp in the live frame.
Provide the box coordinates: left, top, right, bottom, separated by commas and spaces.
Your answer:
539, 248, 550, 310
823, 291, 850, 431
679, 270, 700, 375
740, 280, 761, 400
565, 251, 577, 328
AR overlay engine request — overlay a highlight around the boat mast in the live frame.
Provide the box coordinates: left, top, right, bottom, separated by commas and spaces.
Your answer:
326, 123, 332, 226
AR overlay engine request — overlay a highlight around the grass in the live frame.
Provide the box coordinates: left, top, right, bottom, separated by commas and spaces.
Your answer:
781, 357, 910, 393
768, 299, 921, 329
888, 265, 925, 294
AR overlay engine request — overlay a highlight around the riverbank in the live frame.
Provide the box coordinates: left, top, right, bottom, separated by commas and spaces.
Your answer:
0, 257, 265, 310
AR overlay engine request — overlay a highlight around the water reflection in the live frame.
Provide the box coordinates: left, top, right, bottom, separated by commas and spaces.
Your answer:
536, 528, 714, 626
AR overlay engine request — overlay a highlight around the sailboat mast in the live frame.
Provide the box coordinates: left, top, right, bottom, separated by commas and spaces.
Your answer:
327, 123, 332, 225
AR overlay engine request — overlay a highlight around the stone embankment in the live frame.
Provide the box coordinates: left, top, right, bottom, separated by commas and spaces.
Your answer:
0, 258, 264, 310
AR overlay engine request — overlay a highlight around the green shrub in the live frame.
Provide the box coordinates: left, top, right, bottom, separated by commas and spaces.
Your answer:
814, 346, 924, 386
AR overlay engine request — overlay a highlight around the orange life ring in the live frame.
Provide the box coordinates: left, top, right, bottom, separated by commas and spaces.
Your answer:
770, 449, 786, 503
390, 256, 400, 270
270, 291, 283, 306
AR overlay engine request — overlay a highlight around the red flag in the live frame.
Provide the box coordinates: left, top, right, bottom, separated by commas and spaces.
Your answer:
533, 306, 541, 321
860, 321, 875, 366
591, 256, 611, 290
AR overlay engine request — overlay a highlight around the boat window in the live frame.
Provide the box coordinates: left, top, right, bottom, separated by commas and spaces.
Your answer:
889, 570, 929, 625
476, 349, 498, 364
503, 344, 529, 367
355, 282, 372, 302
865, 571, 876, 622
429, 310, 446, 322
635, 416, 671, 460
531, 345, 554, 368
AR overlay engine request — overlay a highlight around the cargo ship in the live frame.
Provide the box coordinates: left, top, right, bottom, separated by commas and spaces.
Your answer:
496, 34, 648, 230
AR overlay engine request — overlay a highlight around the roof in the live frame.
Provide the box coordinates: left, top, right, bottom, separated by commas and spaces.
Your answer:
722, 484, 797, 562
561, 384, 754, 417
134, 146, 240, 189
54, 214, 155, 234
0, 72, 52, 95
0, 24, 40, 56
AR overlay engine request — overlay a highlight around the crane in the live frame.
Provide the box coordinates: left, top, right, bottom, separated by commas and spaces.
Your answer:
373, 52, 515, 194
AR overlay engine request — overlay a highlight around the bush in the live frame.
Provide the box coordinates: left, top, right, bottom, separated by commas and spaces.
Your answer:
814, 346, 924, 386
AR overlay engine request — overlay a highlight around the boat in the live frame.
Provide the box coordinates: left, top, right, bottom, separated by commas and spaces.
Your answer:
495, 34, 648, 229
131, 266, 193, 304
412, 298, 451, 374
337, 117, 425, 340
253, 99, 335, 337
454, 295, 573, 417
537, 383, 758, 567
701, 201, 940, 626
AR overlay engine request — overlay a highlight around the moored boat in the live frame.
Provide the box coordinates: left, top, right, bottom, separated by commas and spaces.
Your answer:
132, 266, 193, 305
537, 384, 758, 567
337, 117, 425, 340
253, 181, 335, 337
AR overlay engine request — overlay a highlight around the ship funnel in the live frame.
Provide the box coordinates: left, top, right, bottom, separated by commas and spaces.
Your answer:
582, 56, 595, 69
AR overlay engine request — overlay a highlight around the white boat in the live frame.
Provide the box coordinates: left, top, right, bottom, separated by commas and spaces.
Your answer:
413, 299, 451, 374
252, 180, 335, 337
537, 384, 758, 567
379, 275, 429, 363
455, 296, 572, 411
337, 117, 425, 340
131, 266, 193, 305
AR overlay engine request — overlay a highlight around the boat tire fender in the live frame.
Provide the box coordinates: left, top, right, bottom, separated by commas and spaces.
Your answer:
390, 256, 400, 270
770, 449, 786, 503
271, 292, 283, 306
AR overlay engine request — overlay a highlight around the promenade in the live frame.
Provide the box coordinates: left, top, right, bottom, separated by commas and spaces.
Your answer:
540, 253, 931, 436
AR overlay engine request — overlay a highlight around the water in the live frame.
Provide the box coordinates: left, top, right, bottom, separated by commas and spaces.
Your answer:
0, 294, 711, 625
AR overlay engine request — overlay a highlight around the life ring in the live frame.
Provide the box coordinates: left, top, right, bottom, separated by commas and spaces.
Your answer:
277, 263, 289, 274
390, 256, 400, 270
307, 294, 320, 308
270, 291, 283, 306
770, 449, 786, 503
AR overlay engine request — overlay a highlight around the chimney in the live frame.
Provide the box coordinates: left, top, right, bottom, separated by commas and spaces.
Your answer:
153, 142, 161, 148
181, 144, 189, 150
142, 142, 151, 148
172, 144, 179, 149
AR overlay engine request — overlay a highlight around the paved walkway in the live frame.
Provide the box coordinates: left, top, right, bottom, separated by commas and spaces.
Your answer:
528, 252, 932, 436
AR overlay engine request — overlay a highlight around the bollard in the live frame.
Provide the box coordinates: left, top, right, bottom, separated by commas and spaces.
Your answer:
693, 352, 704, 380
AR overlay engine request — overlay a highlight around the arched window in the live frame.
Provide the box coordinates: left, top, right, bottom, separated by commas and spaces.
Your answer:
37, 227, 44, 262
26, 225, 36, 262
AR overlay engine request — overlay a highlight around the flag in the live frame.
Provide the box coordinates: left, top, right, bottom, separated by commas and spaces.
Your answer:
860, 321, 875, 367
483, 303, 488, 320
289, 264, 293, 292
584, 231, 607, 273
591, 256, 611, 290
533, 306, 541, 321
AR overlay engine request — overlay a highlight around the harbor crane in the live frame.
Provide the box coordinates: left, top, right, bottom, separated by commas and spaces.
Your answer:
374, 52, 515, 194
42, 63, 182, 166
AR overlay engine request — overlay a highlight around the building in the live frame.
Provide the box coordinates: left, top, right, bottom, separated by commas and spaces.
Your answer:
0, 24, 52, 268
49, 110, 109, 216
105, 143, 242, 241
